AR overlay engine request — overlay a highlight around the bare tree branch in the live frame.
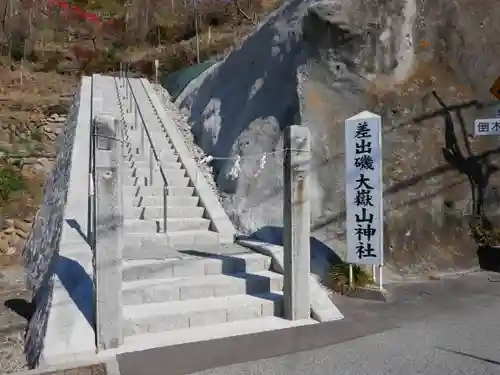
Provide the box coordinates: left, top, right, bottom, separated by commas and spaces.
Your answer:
232, 0, 255, 25
1, 1, 7, 37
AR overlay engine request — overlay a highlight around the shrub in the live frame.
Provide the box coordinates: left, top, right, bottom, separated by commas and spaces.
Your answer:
9, 31, 28, 61
146, 21, 195, 46
84, 48, 120, 73
329, 263, 373, 293
469, 216, 500, 246
0, 166, 25, 205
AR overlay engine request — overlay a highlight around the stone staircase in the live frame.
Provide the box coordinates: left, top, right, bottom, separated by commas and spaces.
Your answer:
122, 252, 284, 337
121, 116, 219, 250
102, 75, 318, 351
27, 74, 336, 367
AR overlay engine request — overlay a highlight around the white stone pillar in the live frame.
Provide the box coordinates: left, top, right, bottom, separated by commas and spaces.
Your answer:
283, 125, 311, 320
94, 114, 124, 350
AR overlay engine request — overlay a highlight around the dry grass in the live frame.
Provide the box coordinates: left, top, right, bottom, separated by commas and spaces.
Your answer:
0, 65, 76, 227
0, 0, 281, 77
0, 65, 77, 108
329, 263, 374, 294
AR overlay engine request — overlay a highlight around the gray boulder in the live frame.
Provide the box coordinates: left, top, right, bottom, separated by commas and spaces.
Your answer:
177, 0, 500, 275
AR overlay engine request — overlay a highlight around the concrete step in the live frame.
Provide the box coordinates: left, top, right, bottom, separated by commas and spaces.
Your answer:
124, 178, 190, 195
125, 185, 195, 197
128, 160, 182, 170
124, 147, 176, 160
120, 316, 317, 353
124, 151, 179, 162
125, 127, 167, 135
123, 243, 251, 261
124, 218, 211, 233
125, 140, 173, 151
123, 173, 188, 187
123, 292, 283, 336
124, 143, 172, 156
125, 168, 187, 180
127, 167, 180, 179
122, 270, 283, 305
122, 252, 271, 281
123, 245, 185, 260
124, 205, 205, 219
123, 231, 222, 259
125, 130, 169, 139
132, 195, 199, 207
128, 185, 194, 197
126, 130, 167, 138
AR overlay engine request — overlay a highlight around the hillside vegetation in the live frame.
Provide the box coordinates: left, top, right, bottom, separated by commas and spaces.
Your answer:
0, 0, 279, 259
0, 0, 280, 75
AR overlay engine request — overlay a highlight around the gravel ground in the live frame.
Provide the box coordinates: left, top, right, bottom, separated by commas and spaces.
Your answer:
45, 363, 107, 375
0, 264, 30, 373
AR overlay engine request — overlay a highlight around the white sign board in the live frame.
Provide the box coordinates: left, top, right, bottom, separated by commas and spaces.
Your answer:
345, 111, 383, 265
474, 118, 500, 136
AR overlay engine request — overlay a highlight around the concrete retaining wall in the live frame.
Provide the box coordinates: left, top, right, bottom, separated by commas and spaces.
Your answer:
23, 77, 96, 368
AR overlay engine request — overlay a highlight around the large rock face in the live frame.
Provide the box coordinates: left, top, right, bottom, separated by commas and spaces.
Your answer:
177, 0, 500, 275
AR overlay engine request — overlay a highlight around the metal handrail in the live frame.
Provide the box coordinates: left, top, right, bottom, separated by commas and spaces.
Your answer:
121, 64, 169, 233
124, 78, 168, 186
88, 74, 96, 251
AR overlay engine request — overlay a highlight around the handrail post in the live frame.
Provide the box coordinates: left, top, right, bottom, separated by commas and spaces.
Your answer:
163, 184, 168, 233
127, 78, 130, 113
129, 88, 133, 113
133, 101, 137, 130
125, 68, 129, 100
126, 81, 131, 113
149, 146, 154, 185
140, 118, 145, 155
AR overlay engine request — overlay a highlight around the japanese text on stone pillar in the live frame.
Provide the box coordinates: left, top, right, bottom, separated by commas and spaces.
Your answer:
345, 112, 384, 265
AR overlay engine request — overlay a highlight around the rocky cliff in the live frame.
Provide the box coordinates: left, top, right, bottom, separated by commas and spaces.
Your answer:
177, 0, 500, 275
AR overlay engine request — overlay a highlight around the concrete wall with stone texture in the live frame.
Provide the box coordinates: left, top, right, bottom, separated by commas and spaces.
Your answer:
23, 77, 95, 368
